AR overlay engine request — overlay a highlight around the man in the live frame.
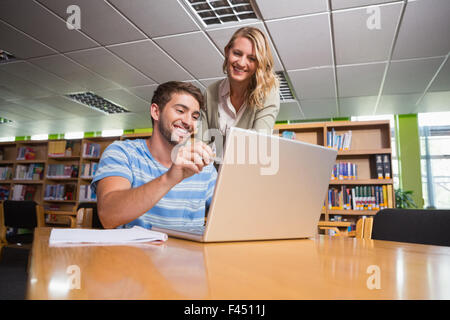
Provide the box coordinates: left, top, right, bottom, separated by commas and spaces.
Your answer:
92, 81, 217, 229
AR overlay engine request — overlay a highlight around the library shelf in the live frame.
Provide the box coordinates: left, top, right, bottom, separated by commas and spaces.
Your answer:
329, 179, 393, 185
274, 120, 395, 234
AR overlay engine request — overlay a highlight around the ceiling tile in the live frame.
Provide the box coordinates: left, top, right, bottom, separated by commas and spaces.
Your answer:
199, 77, 226, 89
376, 93, 421, 115
336, 62, 386, 97
333, 3, 403, 65
29, 54, 119, 91
429, 57, 450, 92
66, 47, 155, 87
393, 0, 450, 59
107, 40, 193, 83
255, 0, 328, 20
0, 101, 53, 120
288, 67, 336, 99
338, 96, 378, 117
300, 98, 338, 119
0, 0, 98, 52
276, 101, 304, 121
108, 0, 199, 38
94, 88, 150, 113
417, 91, 450, 113
206, 22, 283, 71
331, 0, 398, 10
12, 98, 78, 120
154, 32, 224, 79
36, 0, 146, 45
266, 13, 333, 69
383, 57, 443, 95
0, 20, 56, 59
0, 69, 54, 100
33, 96, 105, 118
126, 85, 159, 102
0, 103, 36, 121
0, 61, 82, 94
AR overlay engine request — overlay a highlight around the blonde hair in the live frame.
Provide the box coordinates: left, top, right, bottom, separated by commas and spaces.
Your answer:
223, 27, 279, 109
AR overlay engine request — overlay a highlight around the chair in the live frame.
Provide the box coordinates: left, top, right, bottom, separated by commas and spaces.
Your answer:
355, 217, 373, 239
0, 200, 45, 300
76, 202, 103, 229
0, 200, 45, 245
371, 208, 450, 246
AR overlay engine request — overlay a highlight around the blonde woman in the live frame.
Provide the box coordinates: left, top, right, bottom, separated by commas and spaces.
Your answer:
200, 27, 280, 142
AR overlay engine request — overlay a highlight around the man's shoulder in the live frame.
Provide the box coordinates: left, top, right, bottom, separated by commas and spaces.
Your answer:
107, 139, 145, 152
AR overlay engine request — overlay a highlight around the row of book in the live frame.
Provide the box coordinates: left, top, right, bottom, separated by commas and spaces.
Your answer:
14, 164, 44, 180
12, 184, 37, 201
327, 129, 352, 150
44, 184, 76, 201
80, 162, 98, 178
0, 166, 13, 180
83, 142, 101, 158
375, 154, 391, 179
327, 185, 394, 211
79, 184, 96, 202
47, 164, 79, 178
331, 162, 357, 180
48, 140, 75, 157
17, 147, 37, 160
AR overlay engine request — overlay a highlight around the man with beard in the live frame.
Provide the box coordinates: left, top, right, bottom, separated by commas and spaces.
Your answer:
92, 81, 217, 230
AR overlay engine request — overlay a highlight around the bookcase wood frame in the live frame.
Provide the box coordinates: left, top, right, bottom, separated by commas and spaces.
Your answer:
274, 120, 395, 228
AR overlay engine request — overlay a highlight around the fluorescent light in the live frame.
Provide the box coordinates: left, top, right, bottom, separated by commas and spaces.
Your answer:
101, 129, 123, 137
31, 134, 48, 140
66, 92, 129, 114
65, 132, 84, 139
0, 136, 15, 142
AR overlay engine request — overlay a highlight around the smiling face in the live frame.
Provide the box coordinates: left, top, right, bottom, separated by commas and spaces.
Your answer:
225, 36, 257, 85
152, 92, 201, 146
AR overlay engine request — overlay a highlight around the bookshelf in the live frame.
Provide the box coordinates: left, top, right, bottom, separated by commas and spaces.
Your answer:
0, 137, 117, 226
274, 120, 395, 235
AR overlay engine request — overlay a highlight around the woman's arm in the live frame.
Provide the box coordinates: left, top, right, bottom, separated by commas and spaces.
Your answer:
252, 87, 281, 131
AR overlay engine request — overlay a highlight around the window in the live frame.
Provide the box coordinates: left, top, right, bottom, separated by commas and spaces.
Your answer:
419, 112, 450, 209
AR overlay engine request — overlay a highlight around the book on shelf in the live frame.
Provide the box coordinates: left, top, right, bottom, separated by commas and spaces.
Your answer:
79, 184, 96, 202
0, 185, 10, 200
331, 162, 357, 180
383, 154, 391, 179
281, 131, 297, 140
65, 140, 74, 157
327, 129, 352, 150
81, 162, 98, 178
12, 184, 37, 201
47, 164, 79, 178
14, 163, 44, 180
83, 142, 101, 158
0, 166, 13, 180
44, 183, 76, 201
327, 185, 394, 211
17, 146, 36, 160
48, 141, 66, 157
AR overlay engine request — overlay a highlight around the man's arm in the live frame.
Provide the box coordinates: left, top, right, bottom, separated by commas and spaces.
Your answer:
96, 141, 214, 229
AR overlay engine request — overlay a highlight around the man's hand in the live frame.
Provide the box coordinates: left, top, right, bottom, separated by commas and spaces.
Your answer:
166, 140, 215, 184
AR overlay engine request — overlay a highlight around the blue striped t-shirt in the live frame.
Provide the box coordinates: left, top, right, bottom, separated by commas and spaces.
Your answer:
91, 139, 217, 229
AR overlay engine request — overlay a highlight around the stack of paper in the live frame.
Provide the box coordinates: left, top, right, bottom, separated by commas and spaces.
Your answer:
49, 226, 168, 245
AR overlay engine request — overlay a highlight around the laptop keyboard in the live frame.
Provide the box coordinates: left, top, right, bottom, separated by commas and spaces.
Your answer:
165, 225, 205, 235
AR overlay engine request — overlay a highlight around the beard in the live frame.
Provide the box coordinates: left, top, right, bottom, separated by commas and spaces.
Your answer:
158, 118, 190, 146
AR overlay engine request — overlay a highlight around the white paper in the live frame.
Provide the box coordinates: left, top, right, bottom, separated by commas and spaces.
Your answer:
49, 226, 168, 245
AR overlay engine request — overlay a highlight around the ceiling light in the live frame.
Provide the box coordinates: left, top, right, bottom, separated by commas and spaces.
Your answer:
65, 92, 130, 114
0, 49, 16, 63
0, 117, 13, 124
184, 0, 258, 26
276, 72, 296, 101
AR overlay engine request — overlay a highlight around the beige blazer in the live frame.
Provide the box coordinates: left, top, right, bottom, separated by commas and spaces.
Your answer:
198, 80, 280, 142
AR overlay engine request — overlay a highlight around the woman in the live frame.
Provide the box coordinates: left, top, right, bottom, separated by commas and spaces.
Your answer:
200, 26, 280, 144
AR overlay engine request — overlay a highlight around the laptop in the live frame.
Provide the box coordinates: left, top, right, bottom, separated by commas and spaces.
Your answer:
152, 127, 337, 242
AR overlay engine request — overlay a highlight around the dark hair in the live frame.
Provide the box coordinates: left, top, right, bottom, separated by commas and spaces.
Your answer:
150, 81, 204, 126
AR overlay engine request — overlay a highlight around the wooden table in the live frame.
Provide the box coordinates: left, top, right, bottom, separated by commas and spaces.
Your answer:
27, 227, 450, 299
